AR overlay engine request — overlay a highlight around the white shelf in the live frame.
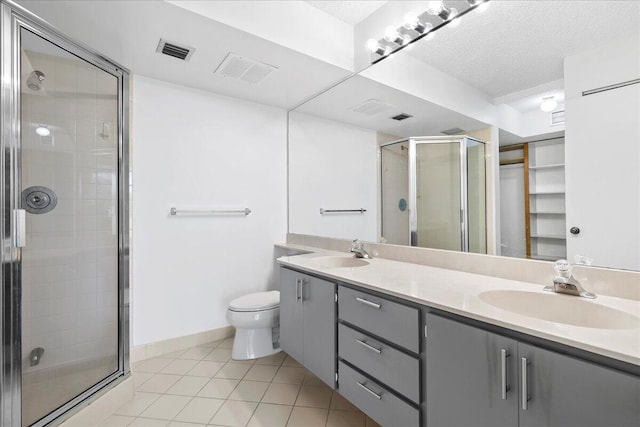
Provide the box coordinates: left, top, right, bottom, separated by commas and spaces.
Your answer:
529, 163, 565, 170
531, 234, 566, 240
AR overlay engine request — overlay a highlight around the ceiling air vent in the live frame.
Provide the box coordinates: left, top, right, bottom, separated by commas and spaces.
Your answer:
391, 113, 413, 121
441, 127, 465, 135
550, 109, 565, 126
349, 99, 394, 116
156, 39, 195, 61
214, 53, 278, 84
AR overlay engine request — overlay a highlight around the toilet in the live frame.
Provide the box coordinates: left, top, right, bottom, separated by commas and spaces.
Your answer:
226, 290, 281, 360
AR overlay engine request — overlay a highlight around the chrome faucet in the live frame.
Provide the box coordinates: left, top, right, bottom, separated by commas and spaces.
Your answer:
350, 239, 372, 259
543, 259, 596, 299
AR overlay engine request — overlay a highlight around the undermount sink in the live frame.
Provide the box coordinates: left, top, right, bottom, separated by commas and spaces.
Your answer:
479, 290, 640, 330
310, 256, 370, 269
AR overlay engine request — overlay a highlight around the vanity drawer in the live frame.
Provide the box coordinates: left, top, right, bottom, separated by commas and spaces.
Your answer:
338, 286, 420, 353
338, 361, 419, 427
338, 323, 420, 403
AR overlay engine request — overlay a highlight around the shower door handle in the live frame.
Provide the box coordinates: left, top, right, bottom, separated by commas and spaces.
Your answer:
15, 209, 26, 247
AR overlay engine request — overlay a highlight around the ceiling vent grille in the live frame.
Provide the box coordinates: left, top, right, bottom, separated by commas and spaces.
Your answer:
391, 113, 413, 121
214, 53, 278, 85
441, 127, 465, 135
156, 39, 195, 61
550, 109, 565, 126
349, 99, 394, 116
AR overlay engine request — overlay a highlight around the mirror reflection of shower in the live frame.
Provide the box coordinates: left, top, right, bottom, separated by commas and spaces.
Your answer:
26, 70, 45, 91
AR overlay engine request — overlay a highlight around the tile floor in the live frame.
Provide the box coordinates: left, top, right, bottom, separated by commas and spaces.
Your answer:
101, 338, 381, 427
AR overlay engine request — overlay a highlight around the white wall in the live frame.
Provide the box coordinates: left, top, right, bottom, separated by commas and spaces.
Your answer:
564, 36, 640, 270
132, 76, 287, 346
289, 112, 378, 242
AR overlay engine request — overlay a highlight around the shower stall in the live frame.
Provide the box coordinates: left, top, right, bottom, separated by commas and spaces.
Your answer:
380, 136, 486, 253
1, 2, 130, 426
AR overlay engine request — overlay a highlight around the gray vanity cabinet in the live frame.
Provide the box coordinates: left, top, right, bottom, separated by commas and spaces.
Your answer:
426, 313, 640, 427
279, 267, 336, 388
425, 313, 519, 427
518, 343, 640, 427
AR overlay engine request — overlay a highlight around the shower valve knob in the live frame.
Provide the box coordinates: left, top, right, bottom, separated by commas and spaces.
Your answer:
570, 227, 580, 235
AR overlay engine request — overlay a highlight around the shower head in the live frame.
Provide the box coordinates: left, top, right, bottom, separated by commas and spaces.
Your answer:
26, 70, 45, 91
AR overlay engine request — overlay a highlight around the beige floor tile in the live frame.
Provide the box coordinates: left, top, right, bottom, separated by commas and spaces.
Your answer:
365, 416, 382, 427
302, 372, 325, 387
214, 363, 251, 380
209, 400, 257, 427
139, 394, 192, 420
168, 422, 207, 427
134, 358, 175, 373
329, 392, 359, 411
228, 380, 269, 402
197, 378, 240, 399
286, 407, 327, 427
281, 356, 302, 368
200, 339, 223, 348
162, 349, 187, 359
246, 403, 292, 427
217, 338, 235, 349
178, 347, 215, 360
204, 349, 232, 362
187, 361, 225, 377
100, 415, 135, 426
253, 352, 286, 366
166, 376, 210, 396
114, 392, 161, 417
261, 383, 301, 406
133, 372, 155, 389
272, 367, 306, 385
243, 365, 278, 382
136, 374, 182, 393
326, 410, 366, 427
295, 385, 332, 408
161, 359, 200, 375
174, 397, 224, 424
128, 418, 170, 427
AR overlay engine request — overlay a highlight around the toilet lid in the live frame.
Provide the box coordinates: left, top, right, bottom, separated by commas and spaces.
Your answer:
228, 291, 280, 312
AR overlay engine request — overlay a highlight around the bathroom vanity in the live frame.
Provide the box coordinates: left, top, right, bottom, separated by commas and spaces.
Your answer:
277, 250, 640, 427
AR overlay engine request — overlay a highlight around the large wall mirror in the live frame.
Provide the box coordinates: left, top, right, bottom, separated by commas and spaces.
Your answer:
288, 0, 639, 271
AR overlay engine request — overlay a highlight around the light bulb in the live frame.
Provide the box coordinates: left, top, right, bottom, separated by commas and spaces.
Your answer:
540, 96, 557, 112
448, 8, 461, 27
35, 125, 50, 137
426, 1, 444, 15
401, 34, 412, 46
366, 38, 380, 53
384, 26, 400, 43
403, 12, 419, 30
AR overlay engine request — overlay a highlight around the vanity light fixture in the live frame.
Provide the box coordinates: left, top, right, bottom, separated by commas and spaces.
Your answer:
35, 125, 50, 137
384, 26, 410, 46
540, 96, 558, 112
403, 12, 434, 34
468, 0, 490, 11
366, 38, 391, 56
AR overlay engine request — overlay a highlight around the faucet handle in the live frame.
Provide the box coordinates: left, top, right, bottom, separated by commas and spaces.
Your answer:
553, 259, 573, 279
352, 239, 363, 249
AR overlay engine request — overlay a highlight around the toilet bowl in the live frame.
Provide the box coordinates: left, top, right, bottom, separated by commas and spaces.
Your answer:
226, 291, 281, 360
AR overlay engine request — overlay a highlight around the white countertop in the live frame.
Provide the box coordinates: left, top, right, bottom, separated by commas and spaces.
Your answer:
276, 244, 640, 366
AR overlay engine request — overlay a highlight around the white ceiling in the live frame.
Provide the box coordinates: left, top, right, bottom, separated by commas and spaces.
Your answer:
16, 0, 352, 109
407, 0, 640, 98
305, 0, 387, 25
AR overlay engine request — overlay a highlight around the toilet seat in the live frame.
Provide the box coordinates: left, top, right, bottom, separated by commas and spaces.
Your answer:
228, 291, 280, 312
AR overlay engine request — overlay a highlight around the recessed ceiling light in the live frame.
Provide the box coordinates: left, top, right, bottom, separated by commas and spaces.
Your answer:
540, 96, 558, 112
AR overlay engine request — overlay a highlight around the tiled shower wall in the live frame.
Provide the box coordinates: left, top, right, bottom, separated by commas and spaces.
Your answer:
20, 49, 118, 373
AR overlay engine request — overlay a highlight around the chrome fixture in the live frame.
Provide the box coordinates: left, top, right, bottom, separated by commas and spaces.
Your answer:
320, 208, 367, 215
366, 1, 489, 62
21, 186, 57, 214
29, 347, 45, 367
169, 207, 251, 216
350, 239, 372, 259
26, 70, 45, 91
543, 259, 596, 299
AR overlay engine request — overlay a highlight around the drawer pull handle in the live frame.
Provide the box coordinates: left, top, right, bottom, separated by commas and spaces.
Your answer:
357, 381, 382, 400
501, 349, 510, 400
356, 297, 381, 309
521, 357, 530, 410
356, 339, 382, 354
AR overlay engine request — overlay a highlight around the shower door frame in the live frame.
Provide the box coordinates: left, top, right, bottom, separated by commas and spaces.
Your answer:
379, 136, 485, 252
0, 2, 130, 426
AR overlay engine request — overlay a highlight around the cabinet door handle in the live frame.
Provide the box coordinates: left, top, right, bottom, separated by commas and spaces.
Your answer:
357, 382, 382, 400
295, 279, 301, 302
501, 349, 510, 400
355, 297, 381, 309
356, 339, 382, 354
521, 357, 529, 410
299, 278, 306, 303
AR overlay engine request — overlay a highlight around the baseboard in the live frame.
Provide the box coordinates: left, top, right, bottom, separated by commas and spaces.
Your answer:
130, 325, 235, 363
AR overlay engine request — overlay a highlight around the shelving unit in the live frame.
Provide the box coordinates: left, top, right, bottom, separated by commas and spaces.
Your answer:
528, 138, 566, 261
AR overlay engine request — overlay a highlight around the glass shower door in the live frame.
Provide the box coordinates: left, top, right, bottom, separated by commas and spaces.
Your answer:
19, 28, 120, 426
380, 141, 410, 245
